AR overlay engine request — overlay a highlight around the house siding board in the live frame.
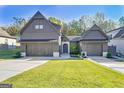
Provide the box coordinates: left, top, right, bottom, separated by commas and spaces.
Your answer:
21, 43, 26, 52
21, 19, 59, 40
0, 37, 16, 50
81, 30, 107, 40
108, 39, 124, 55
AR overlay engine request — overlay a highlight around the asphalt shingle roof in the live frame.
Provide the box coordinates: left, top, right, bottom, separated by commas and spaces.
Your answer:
67, 36, 81, 41
113, 26, 124, 38
0, 28, 16, 39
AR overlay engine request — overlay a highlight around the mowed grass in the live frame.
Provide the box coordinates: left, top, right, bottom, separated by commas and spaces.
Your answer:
0, 49, 20, 60
1, 60, 124, 88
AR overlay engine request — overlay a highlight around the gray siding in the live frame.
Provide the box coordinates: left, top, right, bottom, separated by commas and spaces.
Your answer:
21, 19, 59, 40
82, 30, 106, 40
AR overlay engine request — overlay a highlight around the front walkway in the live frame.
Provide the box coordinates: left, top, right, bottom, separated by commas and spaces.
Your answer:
0, 58, 48, 82
88, 56, 124, 74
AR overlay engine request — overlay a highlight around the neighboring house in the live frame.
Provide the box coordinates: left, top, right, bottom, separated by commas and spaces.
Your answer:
68, 24, 108, 56
107, 26, 124, 55
20, 11, 108, 56
0, 28, 16, 49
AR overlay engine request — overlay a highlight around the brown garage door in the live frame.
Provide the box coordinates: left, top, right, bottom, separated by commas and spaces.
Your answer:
86, 43, 103, 56
26, 42, 58, 56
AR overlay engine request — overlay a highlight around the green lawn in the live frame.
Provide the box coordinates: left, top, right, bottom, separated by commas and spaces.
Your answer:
0, 49, 20, 60
1, 60, 124, 88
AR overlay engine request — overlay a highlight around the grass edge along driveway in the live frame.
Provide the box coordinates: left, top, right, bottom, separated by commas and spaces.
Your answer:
1, 59, 124, 88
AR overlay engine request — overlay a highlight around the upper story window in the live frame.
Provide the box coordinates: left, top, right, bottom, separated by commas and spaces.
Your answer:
35, 25, 43, 30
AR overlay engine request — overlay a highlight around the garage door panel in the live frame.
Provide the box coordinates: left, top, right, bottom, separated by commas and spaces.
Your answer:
80, 42, 103, 56
86, 43, 102, 56
26, 42, 58, 56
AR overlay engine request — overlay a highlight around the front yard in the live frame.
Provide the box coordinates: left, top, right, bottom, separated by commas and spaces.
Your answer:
1, 60, 124, 88
0, 49, 20, 60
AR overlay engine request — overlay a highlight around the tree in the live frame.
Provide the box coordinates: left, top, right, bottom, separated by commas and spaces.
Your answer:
93, 12, 117, 32
94, 12, 105, 25
61, 22, 69, 35
48, 17, 61, 26
68, 20, 80, 35
119, 16, 124, 26
7, 26, 18, 36
7, 17, 27, 36
79, 15, 93, 33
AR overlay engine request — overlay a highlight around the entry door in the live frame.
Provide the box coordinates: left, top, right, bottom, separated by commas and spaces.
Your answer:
63, 44, 68, 53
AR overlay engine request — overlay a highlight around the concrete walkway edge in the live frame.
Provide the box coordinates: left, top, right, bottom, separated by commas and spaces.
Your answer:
87, 58, 124, 74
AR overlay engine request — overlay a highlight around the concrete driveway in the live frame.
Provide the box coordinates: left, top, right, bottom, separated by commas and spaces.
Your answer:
0, 58, 48, 82
89, 56, 124, 74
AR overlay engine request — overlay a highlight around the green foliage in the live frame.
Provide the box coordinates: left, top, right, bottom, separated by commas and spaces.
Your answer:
119, 16, 124, 26
2, 60, 124, 88
106, 52, 112, 58
65, 12, 117, 35
6, 17, 27, 36
48, 17, 61, 26
0, 49, 21, 59
61, 22, 69, 35
70, 43, 79, 54
7, 26, 18, 36
13, 51, 22, 58
68, 20, 81, 35
93, 12, 117, 32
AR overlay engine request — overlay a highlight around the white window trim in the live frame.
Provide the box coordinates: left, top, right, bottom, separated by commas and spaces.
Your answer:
35, 25, 39, 29
39, 25, 43, 29
35, 24, 43, 30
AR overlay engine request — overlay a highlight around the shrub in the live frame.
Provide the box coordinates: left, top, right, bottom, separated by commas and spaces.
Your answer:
106, 52, 112, 58
13, 51, 22, 58
81, 52, 85, 57
70, 43, 79, 54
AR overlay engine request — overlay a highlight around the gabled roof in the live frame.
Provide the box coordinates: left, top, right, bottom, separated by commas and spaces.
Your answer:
67, 36, 81, 42
88, 24, 102, 31
32, 11, 45, 19
0, 28, 16, 39
50, 21, 61, 31
109, 26, 124, 39
20, 11, 61, 35
80, 24, 108, 41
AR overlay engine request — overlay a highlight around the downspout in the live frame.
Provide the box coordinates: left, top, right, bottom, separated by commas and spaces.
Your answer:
59, 22, 63, 57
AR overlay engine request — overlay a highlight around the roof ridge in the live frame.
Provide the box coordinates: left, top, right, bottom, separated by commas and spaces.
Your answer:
119, 32, 124, 38
0, 28, 16, 39
107, 26, 124, 33
20, 11, 61, 35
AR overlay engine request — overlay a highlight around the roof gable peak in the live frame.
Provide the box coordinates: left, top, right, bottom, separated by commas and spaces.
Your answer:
32, 11, 45, 19
89, 24, 102, 31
